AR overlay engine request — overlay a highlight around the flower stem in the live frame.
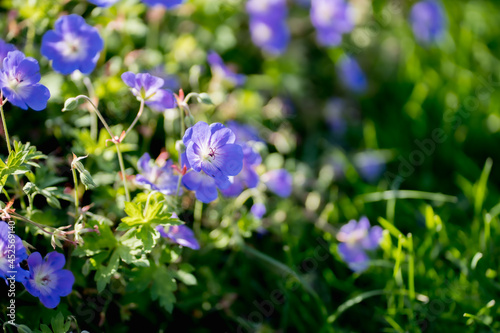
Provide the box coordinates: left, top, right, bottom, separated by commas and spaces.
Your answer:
0, 98, 12, 153
72, 167, 79, 219
123, 99, 145, 141
115, 143, 130, 202
179, 104, 186, 137
75, 95, 115, 139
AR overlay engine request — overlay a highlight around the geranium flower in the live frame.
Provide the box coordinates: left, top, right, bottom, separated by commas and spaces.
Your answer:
221, 121, 262, 197
23, 252, 75, 308
249, 17, 290, 55
141, 0, 185, 8
261, 169, 292, 198
183, 122, 243, 182
251, 203, 266, 219
121, 72, 176, 111
87, 0, 120, 6
337, 56, 367, 93
337, 217, 383, 272
410, 0, 447, 45
0, 222, 29, 283
41, 14, 104, 75
156, 216, 199, 250
207, 51, 246, 86
135, 153, 180, 195
353, 151, 386, 183
246, 0, 288, 20
310, 0, 354, 47
0, 51, 51, 111
0, 39, 16, 70
182, 169, 231, 203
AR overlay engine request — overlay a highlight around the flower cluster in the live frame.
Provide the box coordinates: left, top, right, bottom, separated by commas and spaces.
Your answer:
207, 51, 246, 86
310, 0, 354, 47
135, 153, 180, 195
410, 0, 447, 45
337, 217, 383, 272
0, 47, 50, 111
41, 15, 104, 75
246, 0, 290, 55
122, 72, 176, 111
182, 121, 244, 203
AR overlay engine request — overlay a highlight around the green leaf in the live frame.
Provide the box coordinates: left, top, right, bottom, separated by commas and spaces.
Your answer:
95, 250, 120, 293
50, 312, 65, 333
137, 225, 158, 252
151, 266, 177, 313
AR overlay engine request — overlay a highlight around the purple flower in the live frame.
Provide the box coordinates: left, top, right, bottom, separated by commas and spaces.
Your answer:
141, 0, 185, 8
220, 121, 262, 197
251, 203, 266, 219
337, 56, 367, 93
182, 170, 231, 203
410, 0, 447, 45
87, 0, 120, 6
226, 120, 263, 144
149, 66, 180, 91
353, 151, 386, 183
0, 51, 51, 111
122, 72, 176, 111
337, 217, 383, 272
310, 0, 354, 47
262, 169, 292, 198
135, 153, 180, 195
0, 39, 16, 70
23, 252, 75, 308
246, 0, 288, 20
184, 122, 244, 182
41, 14, 104, 75
156, 223, 200, 250
207, 51, 246, 86
0, 222, 29, 283
249, 17, 290, 55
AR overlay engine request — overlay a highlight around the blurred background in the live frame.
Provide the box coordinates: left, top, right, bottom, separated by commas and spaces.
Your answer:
2, 0, 500, 332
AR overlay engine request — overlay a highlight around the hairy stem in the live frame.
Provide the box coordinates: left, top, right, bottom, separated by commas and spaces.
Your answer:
72, 167, 79, 219
123, 99, 145, 141
115, 143, 130, 202
0, 98, 12, 153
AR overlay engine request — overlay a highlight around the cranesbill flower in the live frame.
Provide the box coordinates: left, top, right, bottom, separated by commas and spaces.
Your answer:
261, 169, 292, 198
353, 151, 386, 183
310, 0, 354, 47
41, 15, 103, 75
0, 51, 51, 111
337, 217, 382, 272
207, 51, 246, 86
156, 219, 199, 250
221, 121, 262, 197
182, 170, 231, 203
122, 72, 176, 111
410, 0, 447, 45
249, 17, 290, 55
246, 0, 288, 20
0, 222, 29, 283
184, 121, 244, 182
87, 0, 120, 6
141, 0, 185, 8
23, 252, 75, 308
251, 203, 266, 219
135, 153, 180, 195
337, 56, 367, 93
0, 39, 16, 70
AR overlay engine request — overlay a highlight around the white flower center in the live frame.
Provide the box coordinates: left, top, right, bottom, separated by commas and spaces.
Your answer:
337, 228, 367, 245
33, 264, 58, 295
55, 36, 88, 61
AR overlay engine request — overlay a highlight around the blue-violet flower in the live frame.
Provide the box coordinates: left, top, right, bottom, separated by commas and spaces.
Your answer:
0, 222, 29, 283
41, 14, 104, 75
122, 71, 176, 111
0, 51, 51, 111
23, 252, 75, 308
135, 153, 180, 195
